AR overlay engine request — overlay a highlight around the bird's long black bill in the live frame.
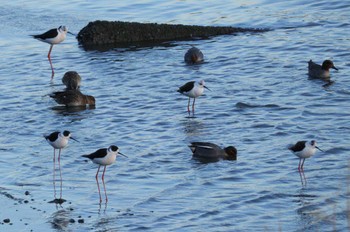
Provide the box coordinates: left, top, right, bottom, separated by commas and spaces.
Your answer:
68, 31, 77, 36
316, 146, 324, 152
333, 66, 338, 71
71, 137, 79, 142
118, 152, 128, 158
204, 86, 211, 91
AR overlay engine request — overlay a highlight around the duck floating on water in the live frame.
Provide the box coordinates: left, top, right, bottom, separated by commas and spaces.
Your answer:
189, 142, 237, 161
184, 47, 204, 64
308, 60, 338, 79
62, 71, 81, 90
50, 90, 95, 107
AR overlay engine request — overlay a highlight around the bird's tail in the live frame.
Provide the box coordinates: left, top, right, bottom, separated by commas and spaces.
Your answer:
188, 144, 196, 153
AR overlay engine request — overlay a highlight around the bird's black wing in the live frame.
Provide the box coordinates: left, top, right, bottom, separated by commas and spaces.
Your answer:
33, 28, 58, 40
289, 141, 306, 152
44, 131, 60, 142
82, 148, 108, 160
178, 81, 195, 93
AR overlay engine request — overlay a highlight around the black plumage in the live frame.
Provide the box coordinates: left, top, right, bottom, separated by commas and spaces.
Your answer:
288, 141, 307, 152
32, 28, 58, 40
177, 81, 195, 93
82, 148, 108, 160
44, 131, 60, 142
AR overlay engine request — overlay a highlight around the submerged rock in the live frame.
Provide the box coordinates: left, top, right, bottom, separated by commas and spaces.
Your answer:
77, 20, 267, 49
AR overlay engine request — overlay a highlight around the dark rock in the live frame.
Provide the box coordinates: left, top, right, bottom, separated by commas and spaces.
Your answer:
48, 198, 66, 204
69, 219, 75, 223
77, 20, 268, 50
78, 219, 84, 223
25, 191, 30, 196
3, 219, 10, 223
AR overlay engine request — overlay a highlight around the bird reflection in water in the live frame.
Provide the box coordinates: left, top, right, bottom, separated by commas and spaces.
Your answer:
299, 169, 307, 187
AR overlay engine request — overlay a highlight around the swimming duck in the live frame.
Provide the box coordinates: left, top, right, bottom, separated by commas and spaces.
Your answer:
50, 90, 95, 107
308, 60, 338, 79
62, 71, 81, 90
184, 47, 204, 64
189, 142, 237, 161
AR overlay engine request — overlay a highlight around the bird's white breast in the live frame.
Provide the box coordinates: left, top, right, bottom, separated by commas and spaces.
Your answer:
92, 152, 117, 166
50, 136, 69, 149
294, 145, 316, 159
186, 85, 204, 98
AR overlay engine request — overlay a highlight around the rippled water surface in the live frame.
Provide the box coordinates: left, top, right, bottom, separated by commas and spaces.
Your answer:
1, 0, 350, 231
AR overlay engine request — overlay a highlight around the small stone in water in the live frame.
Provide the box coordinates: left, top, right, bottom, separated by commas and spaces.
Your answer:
3, 219, 10, 223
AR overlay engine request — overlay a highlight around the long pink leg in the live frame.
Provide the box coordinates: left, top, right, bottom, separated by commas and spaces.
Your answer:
102, 166, 108, 202
298, 158, 302, 171
300, 158, 306, 170
187, 97, 191, 114
58, 149, 61, 162
192, 98, 196, 114
95, 165, 102, 203
47, 45, 54, 78
59, 161, 63, 199
53, 150, 57, 199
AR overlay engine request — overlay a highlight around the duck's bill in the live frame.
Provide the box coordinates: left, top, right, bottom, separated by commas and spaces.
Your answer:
67, 31, 76, 36
118, 152, 128, 158
316, 146, 324, 152
204, 86, 211, 91
332, 66, 338, 70
71, 137, 79, 142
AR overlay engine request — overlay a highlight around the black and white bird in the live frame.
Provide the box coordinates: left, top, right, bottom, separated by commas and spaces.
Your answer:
288, 140, 323, 171
82, 145, 127, 203
44, 130, 78, 161
32, 26, 72, 78
62, 71, 82, 90
184, 47, 204, 64
50, 90, 95, 107
308, 60, 338, 79
177, 80, 210, 114
189, 142, 237, 161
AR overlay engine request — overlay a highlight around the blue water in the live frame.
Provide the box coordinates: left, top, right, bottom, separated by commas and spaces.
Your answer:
0, 0, 350, 231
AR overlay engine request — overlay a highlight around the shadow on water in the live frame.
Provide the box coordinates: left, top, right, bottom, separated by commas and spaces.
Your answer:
49, 209, 71, 230
181, 117, 204, 136
307, 76, 335, 88
299, 170, 307, 187
51, 105, 96, 113
48, 157, 66, 209
79, 40, 178, 52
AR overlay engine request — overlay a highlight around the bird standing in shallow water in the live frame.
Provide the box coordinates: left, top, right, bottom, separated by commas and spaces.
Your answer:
32, 26, 71, 78
288, 140, 323, 171
50, 90, 95, 107
308, 60, 338, 79
62, 71, 81, 90
177, 80, 210, 115
44, 130, 77, 203
189, 142, 237, 161
82, 145, 127, 203
44, 130, 78, 162
184, 47, 204, 64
